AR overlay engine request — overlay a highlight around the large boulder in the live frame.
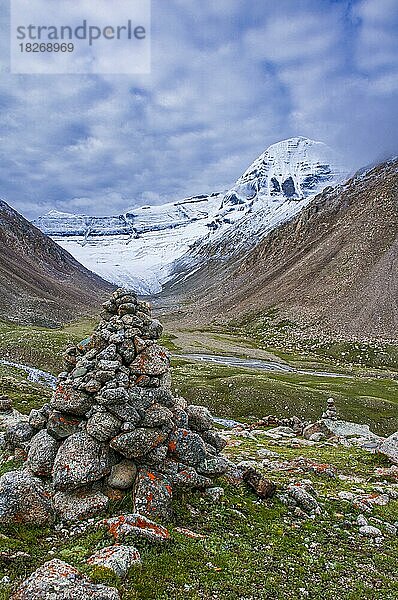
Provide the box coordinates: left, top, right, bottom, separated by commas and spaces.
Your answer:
54, 489, 109, 521
52, 431, 112, 491
27, 430, 59, 476
0, 470, 54, 525
379, 432, 398, 464
12, 559, 120, 599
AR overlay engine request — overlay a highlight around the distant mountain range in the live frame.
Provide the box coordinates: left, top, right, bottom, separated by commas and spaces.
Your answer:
0, 199, 113, 327
161, 158, 398, 341
34, 137, 347, 294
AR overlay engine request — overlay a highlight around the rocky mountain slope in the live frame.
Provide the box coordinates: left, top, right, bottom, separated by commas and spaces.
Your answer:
34, 138, 347, 294
0, 199, 113, 326
161, 159, 398, 341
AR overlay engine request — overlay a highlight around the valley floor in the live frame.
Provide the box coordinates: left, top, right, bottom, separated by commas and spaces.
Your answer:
1, 317, 398, 598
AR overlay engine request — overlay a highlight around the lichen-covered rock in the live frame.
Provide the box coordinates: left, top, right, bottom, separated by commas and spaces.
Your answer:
5, 421, 35, 450
107, 459, 137, 490
186, 405, 213, 432
28, 408, 48, 430
171, 466, 212, 489
100, 513, 170, 542
133, 469, 173, 520
87, 545, 141, 578
129, 344, 170, 376
197, 456, 230, 477
287, 483, 321, 515
46, 411, 82, 439
140, 404, 174, 430
12, 559, 120, 599
51, 384, 92, 416
52, 431, 111, 491
27, 430, 59, 476
168, 429, 207, 467
110, 428, 167, 459
54, 489, 109, 522
86, 411, 121, 442
0, 470, 54, 525
201, 430, 227, 453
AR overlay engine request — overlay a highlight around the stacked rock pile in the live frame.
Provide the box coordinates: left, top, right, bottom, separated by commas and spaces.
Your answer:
0, 288, 228, 524
321, 397, 338, 420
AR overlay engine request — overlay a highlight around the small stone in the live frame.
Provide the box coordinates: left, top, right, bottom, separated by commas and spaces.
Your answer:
242, 467, 276, 499
98, 388, 130, 406
13, 559, 120, 599
108, 460, 137, 490
110, 428, 167, 459
197, 456, 230, 477
357, 514, 368, 527
186, 405, 213, 432
359, 525, 383, 538
129, 344, 170, 376
385, 523, 397, 536
133, 469, 173, 520
28, 409, 47, 429
51, 384, 92, 416
5, 421, 35, 450
46, 411, 82, 439
205, 487, 225, 502
201, 430, 227, 453
87, 544, 141, 578
287, 484, 321, 515
86, 412, 121, 442
168, 429, 207, 467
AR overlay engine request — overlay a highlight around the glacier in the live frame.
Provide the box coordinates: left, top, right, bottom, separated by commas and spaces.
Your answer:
33, 137, 348, 294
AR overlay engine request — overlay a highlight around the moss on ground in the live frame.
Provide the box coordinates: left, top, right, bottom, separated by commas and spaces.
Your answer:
1, 320, 398, 598
1, 435, 398, 599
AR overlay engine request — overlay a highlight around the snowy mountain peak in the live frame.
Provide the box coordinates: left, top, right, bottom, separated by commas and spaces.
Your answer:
33, 137, 348, 294
208, 137, 347, 232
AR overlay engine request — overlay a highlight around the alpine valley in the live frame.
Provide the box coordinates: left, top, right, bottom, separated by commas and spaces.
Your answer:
34, 137, 348, 295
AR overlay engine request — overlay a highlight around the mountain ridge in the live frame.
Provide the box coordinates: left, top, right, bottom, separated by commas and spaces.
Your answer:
0, 198, 113, 326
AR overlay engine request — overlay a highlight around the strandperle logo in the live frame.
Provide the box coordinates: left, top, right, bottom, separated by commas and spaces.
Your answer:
10, 0, 151, 74
16, 20, 147, 47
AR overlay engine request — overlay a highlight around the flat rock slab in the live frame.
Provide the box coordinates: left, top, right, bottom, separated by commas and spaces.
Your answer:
11, 558, 120, 599
0, 470, 54, 525
87, 545, 141, 578
54, 489, 109, 522
100, 513, 170, 542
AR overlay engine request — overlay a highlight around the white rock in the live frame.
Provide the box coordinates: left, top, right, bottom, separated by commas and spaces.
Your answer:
87, 545, 141, 578
359, 525, 383, 538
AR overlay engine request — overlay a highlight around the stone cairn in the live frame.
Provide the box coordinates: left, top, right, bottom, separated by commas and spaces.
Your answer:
321, 397, 338, 421
0, 288, 229, 525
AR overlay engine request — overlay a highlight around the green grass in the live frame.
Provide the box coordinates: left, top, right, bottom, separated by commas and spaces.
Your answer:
0, 319, 95, 374
1, 319, 398, 598
1, 437, 398, 599
171, 359, 398, 436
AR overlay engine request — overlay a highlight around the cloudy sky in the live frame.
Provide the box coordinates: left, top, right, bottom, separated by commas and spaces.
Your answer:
0, 0, 397, 218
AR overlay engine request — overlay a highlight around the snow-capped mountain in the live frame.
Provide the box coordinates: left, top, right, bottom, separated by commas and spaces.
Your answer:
33, 137, 348, 294
34, 194, 223, 294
